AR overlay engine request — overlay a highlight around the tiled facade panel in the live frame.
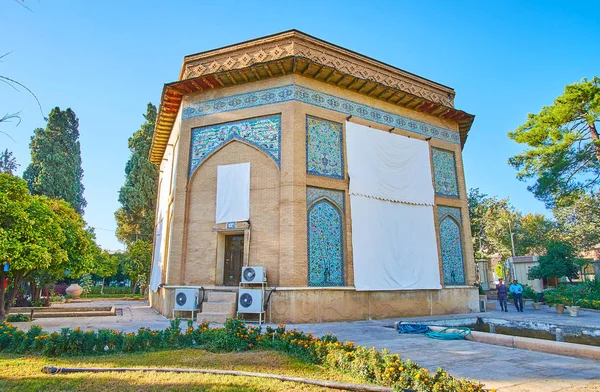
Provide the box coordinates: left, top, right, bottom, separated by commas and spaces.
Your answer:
432, 148, 459, 197
438, 206, 466, 285
307, 188, 345, 286
189, 115, 281, 176
306, 116, 344, 179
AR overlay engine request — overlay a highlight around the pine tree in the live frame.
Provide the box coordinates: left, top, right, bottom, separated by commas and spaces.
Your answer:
508, 77, 600, 208
23, 107, 86, 214
115, 103, 158, 246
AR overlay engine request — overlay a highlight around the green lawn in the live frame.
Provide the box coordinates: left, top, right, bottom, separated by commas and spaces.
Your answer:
0, 349, 370, 391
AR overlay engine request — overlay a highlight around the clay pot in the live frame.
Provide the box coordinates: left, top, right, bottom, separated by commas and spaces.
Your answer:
532, 302, 541, 310
66, 283, 83, 299
555, 303, 565, 314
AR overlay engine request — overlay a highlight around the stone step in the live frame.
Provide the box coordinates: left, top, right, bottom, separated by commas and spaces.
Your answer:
202, 301, 236, 315
198, 312, 236, 324
207, 291, 237, 303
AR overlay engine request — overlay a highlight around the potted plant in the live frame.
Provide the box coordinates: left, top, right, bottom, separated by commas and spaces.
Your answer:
532, 297, 541, 310
565, 295, 581, 317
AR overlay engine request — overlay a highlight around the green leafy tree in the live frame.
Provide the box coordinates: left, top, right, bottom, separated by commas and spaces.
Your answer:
468, 188, 556, 265
468, 188, 521, 258
115, 103, 158, 246
94, 250, 119, 294
0, 174, 67, 318
517, 213, 558, 256
123, 240, 152, 294
554, 191, 600, 252
0, 149, 19, 174
508, 77, 600, 208
527, 241, 580, 282
23, 107, 86, 214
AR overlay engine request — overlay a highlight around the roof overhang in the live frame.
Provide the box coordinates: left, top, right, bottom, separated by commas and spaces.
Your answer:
150, 30, 475, 164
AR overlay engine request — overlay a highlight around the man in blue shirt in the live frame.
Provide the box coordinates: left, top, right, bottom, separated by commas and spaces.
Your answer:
510, 279, 524, 312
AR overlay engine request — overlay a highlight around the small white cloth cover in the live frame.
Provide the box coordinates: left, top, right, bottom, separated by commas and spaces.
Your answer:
215, 162, 250, 224
346, 121, 434, 206
346, 122, 441, 291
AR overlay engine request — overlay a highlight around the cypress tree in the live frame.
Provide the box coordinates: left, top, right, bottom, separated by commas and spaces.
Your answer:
115, 103, 158, 246
23, 107, 86, 214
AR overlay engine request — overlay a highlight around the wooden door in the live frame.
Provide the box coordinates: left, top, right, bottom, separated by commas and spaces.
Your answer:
224, 235, 244, 286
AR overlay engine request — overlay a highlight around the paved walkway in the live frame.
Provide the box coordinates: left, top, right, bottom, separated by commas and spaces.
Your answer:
9, 300, 600, 391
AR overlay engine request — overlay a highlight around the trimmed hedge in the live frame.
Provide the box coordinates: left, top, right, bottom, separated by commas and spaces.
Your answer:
0, 319, 487, 392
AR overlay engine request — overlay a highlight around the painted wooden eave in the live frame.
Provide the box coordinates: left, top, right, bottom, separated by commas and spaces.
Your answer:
150, 31, 475, 164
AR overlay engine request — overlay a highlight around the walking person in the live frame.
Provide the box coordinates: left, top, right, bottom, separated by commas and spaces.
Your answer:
510, 279, 524, 312
496, 279, 508, 312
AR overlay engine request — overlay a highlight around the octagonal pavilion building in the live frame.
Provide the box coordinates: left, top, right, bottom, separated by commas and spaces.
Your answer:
148, 30, 478, 323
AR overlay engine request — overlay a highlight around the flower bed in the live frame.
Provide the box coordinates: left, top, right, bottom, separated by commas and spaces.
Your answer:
0, 318, 486, 392
544, 281, 600, 309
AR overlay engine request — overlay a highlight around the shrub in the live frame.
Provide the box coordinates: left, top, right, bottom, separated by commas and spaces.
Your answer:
79, 274, 93, 295
6, 314, 29, 322
52, 284, 68, 296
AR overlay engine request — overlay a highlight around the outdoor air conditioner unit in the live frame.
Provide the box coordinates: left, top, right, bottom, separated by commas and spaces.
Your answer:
241, 266, 266, 284
238, 289, 264, 313
174, 288, 199, 312
479, 296, 487, 312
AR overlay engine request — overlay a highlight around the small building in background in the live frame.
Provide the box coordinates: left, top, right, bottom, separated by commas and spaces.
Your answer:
508, 256, 544, 292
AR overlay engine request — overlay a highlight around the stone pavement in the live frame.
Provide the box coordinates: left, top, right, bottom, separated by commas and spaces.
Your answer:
9, 300, 600, 391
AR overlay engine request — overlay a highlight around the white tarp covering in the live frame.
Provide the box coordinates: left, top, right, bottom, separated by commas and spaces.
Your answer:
216, 162, 250, 224
150, 147, 173, 293
149, 218, 164, 292
346, 121, 441, 290
350, 196, 441, 290
346, 122, 434, 206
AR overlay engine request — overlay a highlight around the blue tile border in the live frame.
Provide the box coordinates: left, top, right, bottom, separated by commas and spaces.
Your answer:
183, 84, 460, 144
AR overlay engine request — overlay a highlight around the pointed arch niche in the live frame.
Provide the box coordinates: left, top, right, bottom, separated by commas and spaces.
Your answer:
306, 187, 345, 287
437, 206, 466, 285
188, 114, 281, 177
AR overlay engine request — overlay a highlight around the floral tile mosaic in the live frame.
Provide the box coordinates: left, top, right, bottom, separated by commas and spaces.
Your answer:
432, 148, 459, 197
438, 205, 466, 286
307, 198, 344, 287
306, 187, 345, 211
437, 205, 462, 223
189, 115, 281, 176
182, 84, 461, 145
306, 116, 344, 179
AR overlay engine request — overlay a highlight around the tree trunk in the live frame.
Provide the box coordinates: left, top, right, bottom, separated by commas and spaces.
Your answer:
3, 271, 25, 318
0, 264, 6, 320
31, 279, 40, 302
590, 122, 600, 164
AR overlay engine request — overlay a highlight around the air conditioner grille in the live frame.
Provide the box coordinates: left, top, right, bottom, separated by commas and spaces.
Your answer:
240, 293, 253, 308
243, 268, 256, 282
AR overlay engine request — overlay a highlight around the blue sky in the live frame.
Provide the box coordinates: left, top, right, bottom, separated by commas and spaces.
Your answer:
1, 1, 599, 251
